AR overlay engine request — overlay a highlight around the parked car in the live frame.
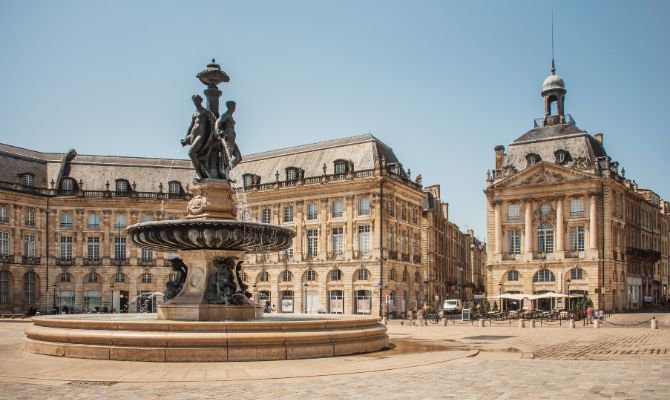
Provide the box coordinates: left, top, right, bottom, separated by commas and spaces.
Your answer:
443, 299, 462, 313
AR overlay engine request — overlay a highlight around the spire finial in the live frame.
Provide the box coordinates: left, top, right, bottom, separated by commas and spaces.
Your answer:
551, 12, 556, 75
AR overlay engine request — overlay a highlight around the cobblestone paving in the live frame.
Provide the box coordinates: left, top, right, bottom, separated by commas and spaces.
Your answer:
1, 358, 669, 399
534, 331, 670, 360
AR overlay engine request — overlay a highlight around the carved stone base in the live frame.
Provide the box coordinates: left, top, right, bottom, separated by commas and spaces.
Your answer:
185, 179, 237, 220
159, 249, 256, 321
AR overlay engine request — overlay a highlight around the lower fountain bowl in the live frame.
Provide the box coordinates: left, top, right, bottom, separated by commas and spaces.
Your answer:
24, 314, 389, 362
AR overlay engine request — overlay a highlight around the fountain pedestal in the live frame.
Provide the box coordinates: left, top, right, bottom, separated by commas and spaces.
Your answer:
158, 250, 262, 321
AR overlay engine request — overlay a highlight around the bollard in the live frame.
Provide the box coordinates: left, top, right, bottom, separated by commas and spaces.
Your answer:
478, 319, 485, 328
519, 319, 525, 328
530, 319, 536, 328
441, 318, 447, 326
651, 317, 658, 330
568, 319, 575, 329
593, 319, 600, 329
382, 317, 388, 325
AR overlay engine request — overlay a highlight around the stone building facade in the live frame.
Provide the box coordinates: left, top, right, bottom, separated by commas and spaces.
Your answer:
485, 64, 669, 311
0, 135, 485, 316
0, 144, 193, 314
230, 135, 485, 317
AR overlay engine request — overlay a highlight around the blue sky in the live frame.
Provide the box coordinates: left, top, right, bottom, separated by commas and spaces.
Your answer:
1, 0, 668, 238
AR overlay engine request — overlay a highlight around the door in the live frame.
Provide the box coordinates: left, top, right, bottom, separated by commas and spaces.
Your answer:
305, 290, 319, 313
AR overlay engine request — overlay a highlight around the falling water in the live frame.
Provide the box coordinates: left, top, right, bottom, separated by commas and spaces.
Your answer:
221, 138, 250, 222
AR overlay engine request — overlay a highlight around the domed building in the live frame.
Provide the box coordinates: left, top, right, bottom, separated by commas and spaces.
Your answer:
485, 62, 669, 312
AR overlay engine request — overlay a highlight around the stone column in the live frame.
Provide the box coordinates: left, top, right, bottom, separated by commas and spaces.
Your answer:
345, 195, 354, 259
494, 202, 502, 254
589, 195, 597, 249
524, 201, 532, 255
555, 198, 564, 253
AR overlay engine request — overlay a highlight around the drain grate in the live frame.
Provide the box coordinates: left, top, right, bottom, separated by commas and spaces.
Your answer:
69, 381, 118, 387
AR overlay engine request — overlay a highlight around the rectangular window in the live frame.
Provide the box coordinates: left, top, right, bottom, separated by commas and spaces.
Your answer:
60, 211, 73, 228
334, 162, 347, 175
307, 229, 318, 257
508, 229, 521, 254
400, 230, 408, 254
142, 248, 153, 262
261, 208, 271, 224
507, 204, 520, 222
24, 210, 36, 227
23, 235, 36, 257
331, 199, 344, 218
283, 205, 294, 222
307, 203, 318, 220
141, 214, 154, 223
388, 227, 396, 252
60, 236, 73, 261
0, 232, 9, 255
0, 206, 8, 223
87, 213, 100, 228
412, 208, 418, 224
115, 214, 126, 229
332, 227, 344, 255
114, 236, 126, 261
87, 237, 100, 261
401, 204, 407, 220
569, 226, 585, 251
570, 198, 584, 217
387, 199, 394, 216
358, 197, 370, 216
287, 168, 298, 181
357, 225, 370, 254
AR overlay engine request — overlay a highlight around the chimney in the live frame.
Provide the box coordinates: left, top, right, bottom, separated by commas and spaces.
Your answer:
441, 203, 449, 221
594, 132, 603, 144
494, 145, 505, 170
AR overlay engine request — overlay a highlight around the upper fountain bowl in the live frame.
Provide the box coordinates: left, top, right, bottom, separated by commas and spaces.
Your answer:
127, 219, 294, 252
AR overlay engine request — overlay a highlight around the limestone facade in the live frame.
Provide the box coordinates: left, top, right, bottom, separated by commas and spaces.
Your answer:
485, 67, 669, 311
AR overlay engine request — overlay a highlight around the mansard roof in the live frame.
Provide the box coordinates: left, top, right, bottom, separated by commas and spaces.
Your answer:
230, 133, 402, 184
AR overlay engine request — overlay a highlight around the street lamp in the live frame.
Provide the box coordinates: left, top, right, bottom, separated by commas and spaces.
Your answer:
498, 282, 503, 312
110, 283, 115, 313
566, 277, 571, 312
303, 282, 308, 314
52, 282, 57, 314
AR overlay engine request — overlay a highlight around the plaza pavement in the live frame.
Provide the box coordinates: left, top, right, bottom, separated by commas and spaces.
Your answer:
0, 311, 668, 399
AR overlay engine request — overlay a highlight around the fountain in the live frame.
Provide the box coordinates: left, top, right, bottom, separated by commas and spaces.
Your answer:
23, 59, 388, 362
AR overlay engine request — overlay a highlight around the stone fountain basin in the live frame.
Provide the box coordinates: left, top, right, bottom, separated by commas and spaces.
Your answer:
127, 219, 295, 252
24, 314, 389, 362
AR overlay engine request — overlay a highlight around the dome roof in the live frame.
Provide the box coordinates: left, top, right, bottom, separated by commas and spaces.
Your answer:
541, 74, 566, 95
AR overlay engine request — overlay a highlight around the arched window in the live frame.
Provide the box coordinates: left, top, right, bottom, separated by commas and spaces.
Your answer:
20, 173, 34, 187
333, 159, 349, 175
115, 272, 126, 283
389, 268, 396, 281
356, 268, 369, 281
24, 272, 37, 304
60, 178, 77, 192
526, 154, 541, 166
141, 273, 152, 283
60, 273, 72, 283
115, 179, 130, 192
0, 271, 10, 304
570, 268, 584, 280
533, 269, 555, 283
259, 271, 269, 282
305, 269, 316, 282
281, 269, 292, 282
87, 273, 99, 283
507, 270, 519, 281
285, 167, 300, 181
330, 268, 342, 281
537, 222, 554, 253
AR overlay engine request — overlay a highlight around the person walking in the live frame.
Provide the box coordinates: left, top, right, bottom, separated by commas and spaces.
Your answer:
417, 308, 424, 327
586, 305, 594, 324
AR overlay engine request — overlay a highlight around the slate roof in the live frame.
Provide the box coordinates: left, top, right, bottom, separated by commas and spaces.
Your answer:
513, 123, 584, 143
230, 134, 402, 184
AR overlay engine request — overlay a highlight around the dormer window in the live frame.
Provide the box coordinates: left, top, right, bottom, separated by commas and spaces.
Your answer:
286, 167, 299, 181
242, 174, 255, 188
334, 159, 349, 175
20, 173, 34, 187
60, 178, 76, 192
115, 179, 130, 192
168, 181, 182, 194
554, 149, 571, 165
526, 153, 541, 166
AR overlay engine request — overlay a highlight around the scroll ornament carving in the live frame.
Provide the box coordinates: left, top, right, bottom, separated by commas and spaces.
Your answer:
521, 166, 565, 185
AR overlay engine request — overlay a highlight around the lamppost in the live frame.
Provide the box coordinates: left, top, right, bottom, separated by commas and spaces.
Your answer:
566, 277, 571, 312
52, 282, 57, 314
303, 282, 308, 314
498, 282, 503, 312
110, 283, 115, 313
